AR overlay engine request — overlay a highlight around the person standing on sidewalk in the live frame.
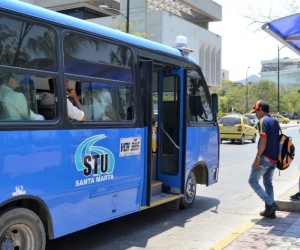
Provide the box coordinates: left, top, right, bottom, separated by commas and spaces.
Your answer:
248, 100, 280, 218
290, 190, 300, 200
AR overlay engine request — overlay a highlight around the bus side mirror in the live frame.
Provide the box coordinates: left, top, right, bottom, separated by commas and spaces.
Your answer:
211, 93, 218, 115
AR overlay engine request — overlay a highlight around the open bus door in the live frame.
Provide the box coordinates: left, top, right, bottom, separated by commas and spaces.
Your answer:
140, 61, 185, 209
157, 69, 186, 195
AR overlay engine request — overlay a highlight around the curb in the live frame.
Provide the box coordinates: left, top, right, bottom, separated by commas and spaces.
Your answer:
209, 122, 300, 250
210, 185, 300, 250
275, 184, 300, 212
209, 216, 262, 250
280, 123, 300, 130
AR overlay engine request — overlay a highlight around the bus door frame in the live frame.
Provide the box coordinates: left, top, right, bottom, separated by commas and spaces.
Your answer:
140, 60, 153, 206
157, 69, 186, 194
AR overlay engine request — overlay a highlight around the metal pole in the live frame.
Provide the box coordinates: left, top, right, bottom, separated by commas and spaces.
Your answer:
126, 0, 129, 33
246, 67, 249, 113
278, 46, 280, 114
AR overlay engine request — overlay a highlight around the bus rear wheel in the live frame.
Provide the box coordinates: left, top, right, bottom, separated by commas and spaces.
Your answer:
0, 207, 46, 250
180, 171, 196, 209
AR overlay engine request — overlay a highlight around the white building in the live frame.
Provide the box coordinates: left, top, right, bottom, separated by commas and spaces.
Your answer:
20, 0, 222, 87
260, 58, 300, 88
222, 69, 229, 81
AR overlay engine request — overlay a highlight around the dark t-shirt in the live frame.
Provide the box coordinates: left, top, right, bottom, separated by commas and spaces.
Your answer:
258, 115, 280, 161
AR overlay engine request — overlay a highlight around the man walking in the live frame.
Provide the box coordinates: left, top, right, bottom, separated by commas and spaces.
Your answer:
248, 100, 280, 218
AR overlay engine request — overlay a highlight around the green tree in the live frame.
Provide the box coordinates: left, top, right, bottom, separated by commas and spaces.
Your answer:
281, 87, 300, 113
110, 18, 153, 39
212, 80, 246, 114
248, 80, 278, 112
212, 78, 300, 118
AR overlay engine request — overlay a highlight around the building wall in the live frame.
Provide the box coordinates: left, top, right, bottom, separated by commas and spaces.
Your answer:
222, 69, 229, 80
179, 0, 222, 20
260, 58, 300, 88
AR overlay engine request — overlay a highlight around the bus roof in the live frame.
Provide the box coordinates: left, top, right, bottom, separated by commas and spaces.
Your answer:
1, 0, 198, 66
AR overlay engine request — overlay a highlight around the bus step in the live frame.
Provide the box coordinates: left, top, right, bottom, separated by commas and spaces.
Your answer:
151, 180, 162, 197
140, 193, 181, 210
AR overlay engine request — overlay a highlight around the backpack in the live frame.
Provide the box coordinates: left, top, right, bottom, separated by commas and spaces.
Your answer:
277, 131, 295, 170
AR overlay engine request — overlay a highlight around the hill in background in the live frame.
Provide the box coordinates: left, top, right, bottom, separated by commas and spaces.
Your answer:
233, 75, 260, 85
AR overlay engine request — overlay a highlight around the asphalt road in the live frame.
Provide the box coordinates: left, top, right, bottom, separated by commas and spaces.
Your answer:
46, 126, 300, 250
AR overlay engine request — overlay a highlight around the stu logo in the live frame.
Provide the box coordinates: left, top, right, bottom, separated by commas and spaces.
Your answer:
83, 153, 109, 176
75, 134, 115, 177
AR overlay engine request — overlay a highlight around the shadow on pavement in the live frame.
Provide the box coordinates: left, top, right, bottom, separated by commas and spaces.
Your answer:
46, 196, 220, 250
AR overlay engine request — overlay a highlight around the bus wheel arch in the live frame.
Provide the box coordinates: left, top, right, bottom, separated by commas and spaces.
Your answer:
193, 163, 209, 185
0, 197, 53, 241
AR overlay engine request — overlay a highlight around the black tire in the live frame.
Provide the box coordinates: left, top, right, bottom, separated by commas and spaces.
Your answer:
283, 121, 287, 124
231, 139, 234, 143
180, 171, 197, 209
0, 207, 46, 250
239, 135, 245, 144
251, 133, 257, 143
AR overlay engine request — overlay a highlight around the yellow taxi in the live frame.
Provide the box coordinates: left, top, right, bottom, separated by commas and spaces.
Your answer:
219, 114, 257, 144
271, 114, 290, 124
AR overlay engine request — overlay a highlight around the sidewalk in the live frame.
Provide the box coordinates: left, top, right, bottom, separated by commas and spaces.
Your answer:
280, 119, 300, 130
210, 120, 300, 250
211, 185, 300, 250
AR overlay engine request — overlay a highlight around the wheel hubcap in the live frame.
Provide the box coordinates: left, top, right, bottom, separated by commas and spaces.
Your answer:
1, 224, 35, 250
185, 173, 196, 203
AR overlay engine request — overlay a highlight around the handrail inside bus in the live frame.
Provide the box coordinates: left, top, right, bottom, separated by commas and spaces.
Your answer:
160, 124, 180, 149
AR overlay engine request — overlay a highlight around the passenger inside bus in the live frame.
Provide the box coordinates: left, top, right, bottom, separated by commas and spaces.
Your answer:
66, 79, 86, 121
82, 85, 120, 121
98, 89, 120, 120
0, 73, 44, 120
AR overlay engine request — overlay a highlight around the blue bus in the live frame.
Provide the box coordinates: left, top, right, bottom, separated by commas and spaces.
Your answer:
0, 1, 219, 249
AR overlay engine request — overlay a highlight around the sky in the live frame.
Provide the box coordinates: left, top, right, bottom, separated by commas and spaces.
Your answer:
209, 0, 299, 82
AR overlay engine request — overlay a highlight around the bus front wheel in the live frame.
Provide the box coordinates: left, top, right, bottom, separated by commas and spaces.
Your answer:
180, 171, 196, 209
0, 207, 46, 250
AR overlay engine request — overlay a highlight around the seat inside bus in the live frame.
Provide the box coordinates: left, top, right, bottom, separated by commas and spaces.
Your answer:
38, 92, 56, 120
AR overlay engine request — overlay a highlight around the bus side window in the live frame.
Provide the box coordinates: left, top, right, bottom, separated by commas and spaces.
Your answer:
38, 92, 56, 120
187, 74, 213, 123
82, 82, 132, 122
0, 73, 47, 121
0, 100, 11, 120
37, 77, 57, 120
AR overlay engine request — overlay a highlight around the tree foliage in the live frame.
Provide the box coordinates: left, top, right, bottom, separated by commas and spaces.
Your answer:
110, 18, 153, 39
211, 79, 300, 117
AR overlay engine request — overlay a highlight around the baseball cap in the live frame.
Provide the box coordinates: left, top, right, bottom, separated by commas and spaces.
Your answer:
249, 100, 270, 113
